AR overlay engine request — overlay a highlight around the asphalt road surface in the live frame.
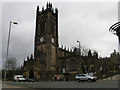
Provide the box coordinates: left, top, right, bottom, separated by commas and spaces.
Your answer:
2, 80, 118, 88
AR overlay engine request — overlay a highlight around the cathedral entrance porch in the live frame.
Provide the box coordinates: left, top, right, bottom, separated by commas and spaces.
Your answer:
29, 69, 34, 79
37, 71, 61, 81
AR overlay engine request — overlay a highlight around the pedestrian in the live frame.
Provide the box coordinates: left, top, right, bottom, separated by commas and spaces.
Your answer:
54, 76, 57, 81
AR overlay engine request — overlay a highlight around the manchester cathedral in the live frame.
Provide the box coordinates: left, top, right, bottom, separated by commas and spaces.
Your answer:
23, 3, 82, 80
22, 3, 120, 80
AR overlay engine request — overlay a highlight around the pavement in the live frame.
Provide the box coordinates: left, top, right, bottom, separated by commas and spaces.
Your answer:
2, 83, 25, 88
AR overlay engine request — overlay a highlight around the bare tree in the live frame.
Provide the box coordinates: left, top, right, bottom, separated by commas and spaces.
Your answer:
81, 47, 89, 56
4, 57, 17, 70
73, 46, 89, 56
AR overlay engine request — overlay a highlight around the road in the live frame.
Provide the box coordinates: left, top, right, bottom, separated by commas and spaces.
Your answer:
2, 80, 118, 88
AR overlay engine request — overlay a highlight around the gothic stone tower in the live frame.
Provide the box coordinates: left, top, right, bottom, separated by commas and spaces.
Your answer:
34, 3, 58, 73
23, 3, 85, 80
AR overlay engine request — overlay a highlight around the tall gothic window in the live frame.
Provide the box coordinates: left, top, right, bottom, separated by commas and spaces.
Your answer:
39, 52, 46, 64
51, 22, 54, 34
40, 20, 45, 34
67, 59, 77, 71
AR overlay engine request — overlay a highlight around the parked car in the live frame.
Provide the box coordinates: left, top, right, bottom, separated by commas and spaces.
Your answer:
75, 74, 97, 82
14, 75, 26, 82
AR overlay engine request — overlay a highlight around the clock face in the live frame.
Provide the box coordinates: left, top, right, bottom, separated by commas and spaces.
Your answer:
51, 38, 54, 43
40, 37, 44, 42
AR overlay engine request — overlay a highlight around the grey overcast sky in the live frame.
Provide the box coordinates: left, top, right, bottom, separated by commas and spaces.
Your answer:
1, 1, 119, 68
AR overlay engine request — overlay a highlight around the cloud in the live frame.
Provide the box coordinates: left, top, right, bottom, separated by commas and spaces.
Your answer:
58, 2, 118, 55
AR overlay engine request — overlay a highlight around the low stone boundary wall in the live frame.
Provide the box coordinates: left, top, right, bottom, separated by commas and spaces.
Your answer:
102, 74, 120, 80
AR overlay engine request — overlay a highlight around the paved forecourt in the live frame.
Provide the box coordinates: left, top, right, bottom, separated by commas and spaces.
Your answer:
2, 80, 118, 88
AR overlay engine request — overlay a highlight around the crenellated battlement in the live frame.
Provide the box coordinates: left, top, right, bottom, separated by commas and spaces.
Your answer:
37, 2, 58, 16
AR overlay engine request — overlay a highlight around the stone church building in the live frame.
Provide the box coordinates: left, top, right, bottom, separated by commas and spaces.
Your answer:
22, 3, 120, 80
23, 3, 82, 80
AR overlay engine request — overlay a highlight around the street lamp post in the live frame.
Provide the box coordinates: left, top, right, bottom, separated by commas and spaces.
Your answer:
62, 68, 65, 81
4, 21, 18, 82
77, 41, 84, 73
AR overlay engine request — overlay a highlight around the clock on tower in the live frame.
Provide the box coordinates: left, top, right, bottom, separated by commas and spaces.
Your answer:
40, 37, 44, 42
51, 38, 54, 43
